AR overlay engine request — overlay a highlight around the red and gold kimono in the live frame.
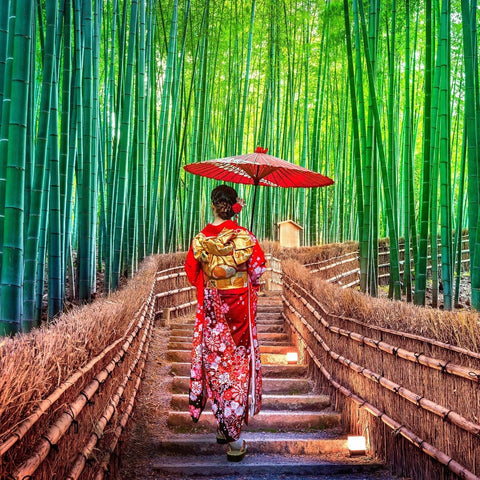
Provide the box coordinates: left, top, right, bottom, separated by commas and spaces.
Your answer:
184, 220, 266, 442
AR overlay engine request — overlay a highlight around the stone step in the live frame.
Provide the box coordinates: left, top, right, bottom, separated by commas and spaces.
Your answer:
256, 317, 284, 325
168, 336, 294, 347
171, 376, 312, 395
257, 324, 285, 333
170, 393, 330, 412
257, 308, 283, 314
169, 332, 290, 343
153, 431, 345, 456
151, 454, 383, 478
169, 319, 195, 328
167, 346, 299, 363
167, 410, 340, 432
257, 308, 283, 316
258, 298, 283, 305
258, 291, 283, 297
260, 345, 298, 354
169, 362, 307, 378
170, 328, 194, 337
258, 332, 289, 342
168, 336, 192, 343
260, 352, 297, 365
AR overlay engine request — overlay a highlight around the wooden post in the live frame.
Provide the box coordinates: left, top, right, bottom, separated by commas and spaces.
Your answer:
164, 307, 172, 327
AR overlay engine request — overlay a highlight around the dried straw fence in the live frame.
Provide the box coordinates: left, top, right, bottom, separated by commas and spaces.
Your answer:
282, 255, 480, 480
0, 253, 191, 480
302, 234, 470, 288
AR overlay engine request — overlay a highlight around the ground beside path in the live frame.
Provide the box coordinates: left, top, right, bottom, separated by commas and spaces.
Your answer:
118, 294, 402, 480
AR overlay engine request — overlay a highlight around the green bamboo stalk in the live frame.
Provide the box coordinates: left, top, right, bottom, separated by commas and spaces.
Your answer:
59, 0, 72, 304
437, 0, 453, 310
103, 0, 119, 290
48, 66, 62, 319
358, 0, 401, 299
147, 0, 177, 254
414, 0, 433, 306
403, 0, 412, 301
0, 1, 16, 287
136, 0, 147, 262
90, 0, 102, 288
78, 0, 94, 301
159, 1, 180, 253
23, 0, 58, 329
111, 0, 138, 290
237, 0, 256, 154
35, 164, 50, 324
386, 0, 397, 221
165, 0, 191, 252
454, 125, 467, 306
429, 45, 441, 308
0, 1, 11, 123
352, 0, 369, 293
461, 0, 480, 309
0, 0, 34, 335
365, 0, 379, 297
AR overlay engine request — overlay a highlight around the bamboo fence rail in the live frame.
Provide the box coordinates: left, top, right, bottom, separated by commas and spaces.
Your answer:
0, 253, 194, 480
7, 287, 155, 480
65, 318, 153, 480
282, 296, 480, 435
304, 235, 470, 288
282, 268, 480, 480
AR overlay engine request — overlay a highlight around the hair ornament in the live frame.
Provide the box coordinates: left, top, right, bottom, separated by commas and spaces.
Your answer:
232, 197, 246, 215
232, 203, 243, 214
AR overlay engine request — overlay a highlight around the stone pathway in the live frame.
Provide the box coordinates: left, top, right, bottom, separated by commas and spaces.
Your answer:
119, 293, 399, 480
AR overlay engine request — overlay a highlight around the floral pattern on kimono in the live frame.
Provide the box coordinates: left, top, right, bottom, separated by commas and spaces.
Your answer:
185, 220, 266, 442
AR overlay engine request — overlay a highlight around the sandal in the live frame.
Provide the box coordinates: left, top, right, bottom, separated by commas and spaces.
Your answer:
216, 431, 228, 444
226, 440, 247, 462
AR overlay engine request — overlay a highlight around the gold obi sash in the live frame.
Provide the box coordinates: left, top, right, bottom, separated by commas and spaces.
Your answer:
192, 228, 254, 290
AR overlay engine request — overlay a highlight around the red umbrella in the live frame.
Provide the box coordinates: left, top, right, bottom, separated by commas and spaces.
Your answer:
184, 146, 334, 229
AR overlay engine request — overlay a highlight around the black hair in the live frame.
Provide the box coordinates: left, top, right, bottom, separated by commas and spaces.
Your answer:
211, 185, 238, 220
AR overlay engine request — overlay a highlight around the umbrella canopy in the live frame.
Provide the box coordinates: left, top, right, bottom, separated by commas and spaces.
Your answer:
184, 146, 334, 230
183, 146, 334, 188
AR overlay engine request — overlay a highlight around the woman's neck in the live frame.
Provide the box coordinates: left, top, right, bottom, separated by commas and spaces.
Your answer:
211, 215, 226, 226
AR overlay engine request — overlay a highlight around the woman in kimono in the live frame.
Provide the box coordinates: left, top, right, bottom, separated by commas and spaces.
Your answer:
184, 185, 266, 462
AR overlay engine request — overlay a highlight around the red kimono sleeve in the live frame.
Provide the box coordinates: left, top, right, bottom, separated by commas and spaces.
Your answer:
185, 245, 204, 305
248, 240, 266, 288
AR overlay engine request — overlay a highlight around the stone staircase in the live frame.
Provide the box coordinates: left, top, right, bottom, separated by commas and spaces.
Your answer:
152, 292, 388, 479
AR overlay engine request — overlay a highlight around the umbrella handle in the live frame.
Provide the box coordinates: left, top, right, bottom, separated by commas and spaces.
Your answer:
250, 182, 259, 232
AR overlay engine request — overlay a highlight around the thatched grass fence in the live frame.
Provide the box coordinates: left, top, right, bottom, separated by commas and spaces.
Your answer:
0, 253, 190, 480
282, 258, 480, 480
300, 234, 470, 288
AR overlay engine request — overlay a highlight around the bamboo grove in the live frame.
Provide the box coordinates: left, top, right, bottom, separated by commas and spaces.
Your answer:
0, 0, 479, 334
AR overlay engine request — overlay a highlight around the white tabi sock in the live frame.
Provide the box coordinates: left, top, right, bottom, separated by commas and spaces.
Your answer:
229, 436, 244, 450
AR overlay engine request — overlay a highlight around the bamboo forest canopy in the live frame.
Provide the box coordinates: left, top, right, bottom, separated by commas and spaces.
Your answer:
0, 0, 479, 335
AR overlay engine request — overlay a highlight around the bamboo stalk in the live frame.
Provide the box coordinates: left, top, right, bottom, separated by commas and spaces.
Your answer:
156, 271, 187, 282
155, 286, 195, 299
